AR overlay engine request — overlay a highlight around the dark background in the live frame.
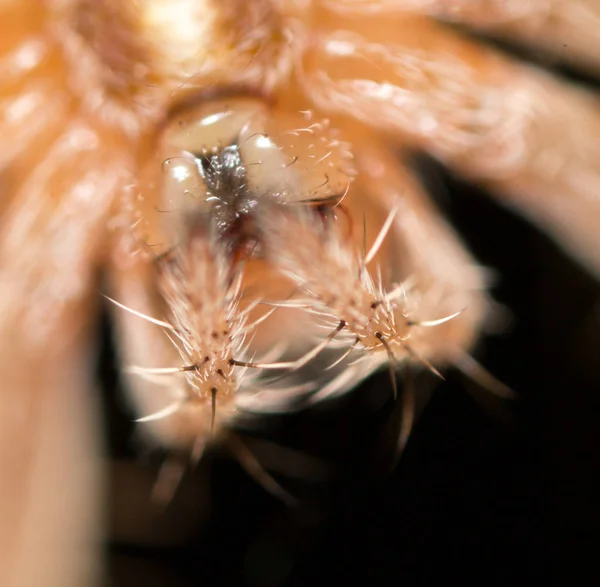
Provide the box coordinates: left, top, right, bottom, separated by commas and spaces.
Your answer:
97, 33, 600, 587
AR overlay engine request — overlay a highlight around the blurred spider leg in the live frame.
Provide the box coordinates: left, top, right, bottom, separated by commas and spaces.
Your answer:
301, 12, 600, 278
0, 91, 132, 587
382, 0, 600, 74
352, 133, 492, 366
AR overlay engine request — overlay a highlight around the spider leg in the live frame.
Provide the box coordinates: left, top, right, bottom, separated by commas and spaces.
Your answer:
107, 255, 203, 447
390, 0, 600, 74
0, 14, 132, 582
301, 13, 600, 278
352, 135, 491, 367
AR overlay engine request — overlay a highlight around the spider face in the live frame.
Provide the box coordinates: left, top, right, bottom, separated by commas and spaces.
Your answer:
151, 94, 353, 265
2, 1, 600, 585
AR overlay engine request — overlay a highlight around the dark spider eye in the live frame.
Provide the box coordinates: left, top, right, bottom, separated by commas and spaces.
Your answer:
198, 154, 213, 173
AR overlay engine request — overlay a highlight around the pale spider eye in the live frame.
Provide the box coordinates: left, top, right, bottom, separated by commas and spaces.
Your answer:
159, 97, 270, 256
137, 95, 355, 258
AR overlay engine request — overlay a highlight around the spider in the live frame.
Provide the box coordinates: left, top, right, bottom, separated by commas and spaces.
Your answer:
1, 1, 599, 585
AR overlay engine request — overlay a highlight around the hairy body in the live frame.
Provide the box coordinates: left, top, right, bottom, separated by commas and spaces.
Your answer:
1, 1, 600, 585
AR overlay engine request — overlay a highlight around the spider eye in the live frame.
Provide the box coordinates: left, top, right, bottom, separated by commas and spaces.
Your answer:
162, 95, 355, 204
134, 94, 356, 259
164, 97, 265, 154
